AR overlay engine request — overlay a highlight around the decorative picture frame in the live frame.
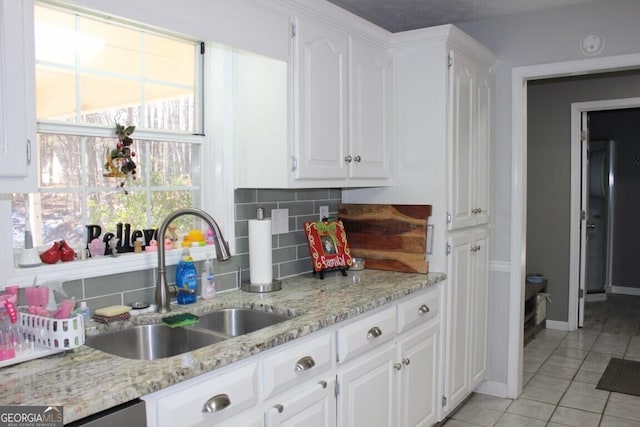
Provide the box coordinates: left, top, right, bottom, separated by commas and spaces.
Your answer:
304, 220, 353, 279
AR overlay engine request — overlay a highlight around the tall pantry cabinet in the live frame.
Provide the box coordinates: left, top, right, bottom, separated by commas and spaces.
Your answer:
342, 24, 495, 420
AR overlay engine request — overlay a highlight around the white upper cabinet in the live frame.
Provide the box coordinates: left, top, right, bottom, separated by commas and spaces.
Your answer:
234, 3, 392, 189
0, 0, 37, 193
293, 15, 349, 181
292, 16, 392, 186
349, 36, 392, 181
448, 49, 491, 230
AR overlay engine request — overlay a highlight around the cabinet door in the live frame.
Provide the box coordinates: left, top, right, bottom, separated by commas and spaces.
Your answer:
448, 49, 476, 230
337, 343, 397, 427
473, 67, 491, 225
266, 377, 336, 427
0, 0, 37, 192
293, 16, 348, 180
349, 36, 391, 180
397, 321, 440, 427
469, 228, 489, 388
444, 231, 473, 411
444, 229, 489, 414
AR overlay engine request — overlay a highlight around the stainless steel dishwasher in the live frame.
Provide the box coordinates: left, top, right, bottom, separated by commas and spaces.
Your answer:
66, 399, 146, 426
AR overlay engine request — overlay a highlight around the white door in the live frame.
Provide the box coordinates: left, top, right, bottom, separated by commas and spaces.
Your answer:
578, 111, 589, 327
444, 231, 472, 412
469, 228, 489, 388
293, 16, 348, 180
349, 36, 391, 180
397, 323, 440, 427
448, 49, 476, 230
337, 344, 397, 427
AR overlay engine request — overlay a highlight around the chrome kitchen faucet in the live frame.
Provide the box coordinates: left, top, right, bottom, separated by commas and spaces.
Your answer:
155, 208, 231, 313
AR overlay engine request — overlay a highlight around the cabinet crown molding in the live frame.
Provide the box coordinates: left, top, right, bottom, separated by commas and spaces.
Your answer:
391, 24, 495, 67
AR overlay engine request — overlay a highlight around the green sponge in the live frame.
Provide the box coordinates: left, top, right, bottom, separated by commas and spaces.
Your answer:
162, 313, 199, 328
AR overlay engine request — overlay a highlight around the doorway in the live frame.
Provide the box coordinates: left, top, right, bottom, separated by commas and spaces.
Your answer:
510, 55, 640, 400
572, 103, 640, 328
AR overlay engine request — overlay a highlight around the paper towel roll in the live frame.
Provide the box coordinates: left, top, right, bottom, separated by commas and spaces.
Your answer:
249, 219, 273, 284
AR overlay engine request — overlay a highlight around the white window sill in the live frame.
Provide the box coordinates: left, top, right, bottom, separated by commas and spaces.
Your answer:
7, 245, 226, 287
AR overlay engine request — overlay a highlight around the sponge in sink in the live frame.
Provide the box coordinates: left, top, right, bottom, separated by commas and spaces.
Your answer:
162, 313, 199, 328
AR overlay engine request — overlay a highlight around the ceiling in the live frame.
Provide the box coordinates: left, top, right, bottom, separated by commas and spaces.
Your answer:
325, 0, 599, 33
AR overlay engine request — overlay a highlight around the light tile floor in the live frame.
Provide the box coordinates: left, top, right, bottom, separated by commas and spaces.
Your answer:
442, 294, 640, 427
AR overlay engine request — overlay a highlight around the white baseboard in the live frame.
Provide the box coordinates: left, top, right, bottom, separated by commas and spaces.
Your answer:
475, 380, 508, 398
611, 286, 640, 296
546, 320, 571, 331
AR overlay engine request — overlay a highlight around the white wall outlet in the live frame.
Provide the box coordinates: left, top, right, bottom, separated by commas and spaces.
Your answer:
319, 205, 329, 220
271, 208, 289, 235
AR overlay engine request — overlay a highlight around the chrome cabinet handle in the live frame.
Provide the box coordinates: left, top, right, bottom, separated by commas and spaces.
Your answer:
353, 155, 361, 163
367, 326, 382, 340
418, 304, 430, 315
393, 362, 402, 371
344, 155, 353, 163
402, 358, 410, 366
295, 356, 316, 372
273, 404, 284, 414
319, 380, 327, 389
202, 394, 231, 413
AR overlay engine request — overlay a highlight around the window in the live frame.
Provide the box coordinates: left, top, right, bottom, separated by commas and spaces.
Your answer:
12, 3, 204, 250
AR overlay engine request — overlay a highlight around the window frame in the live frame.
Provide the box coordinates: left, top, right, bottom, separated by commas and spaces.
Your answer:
3, 5, 236, 287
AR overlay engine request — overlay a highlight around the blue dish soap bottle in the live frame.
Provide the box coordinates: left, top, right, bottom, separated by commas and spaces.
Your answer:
176, 247, 197, 304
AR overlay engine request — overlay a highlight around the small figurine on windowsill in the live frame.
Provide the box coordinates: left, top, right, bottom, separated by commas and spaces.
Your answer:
108, 238, 119, 257
104, 122, 137, 194
167, 224, 179, 248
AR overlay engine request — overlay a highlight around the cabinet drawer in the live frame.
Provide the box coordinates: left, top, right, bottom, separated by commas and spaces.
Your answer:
153, 362, 258, 427
337, 306, 396, 363
262, 332, 334, 399
397, 287, 440, 334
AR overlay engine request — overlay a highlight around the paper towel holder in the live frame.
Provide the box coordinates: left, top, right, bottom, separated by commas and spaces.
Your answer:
241, 279, 282, 293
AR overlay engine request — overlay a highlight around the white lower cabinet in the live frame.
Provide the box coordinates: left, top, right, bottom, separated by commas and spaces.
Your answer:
396, 321, 440, 427
143, 287, 442, 427
337, 343, 397, 427
444, 228, 489, 414
336, 286, 441, 427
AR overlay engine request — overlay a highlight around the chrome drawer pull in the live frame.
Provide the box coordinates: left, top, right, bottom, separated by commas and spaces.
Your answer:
319, 380, 327, 389
367, 326, 382, 340
418, 304, 430, 315
295, 356, 316, 372
273, 404, 284, 414
202, 394, 231, 413
393, 362, 402, 371
402, 358, 410, 366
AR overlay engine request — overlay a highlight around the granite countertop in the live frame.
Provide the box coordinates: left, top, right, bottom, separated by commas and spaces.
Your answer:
0, 269, 445, 423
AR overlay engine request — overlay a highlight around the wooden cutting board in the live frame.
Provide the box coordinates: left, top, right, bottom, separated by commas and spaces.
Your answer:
338, 204, 432, 273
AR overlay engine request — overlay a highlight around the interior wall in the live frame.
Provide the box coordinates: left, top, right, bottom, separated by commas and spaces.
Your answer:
590, 108, 640, 289
527, 72, 640, 321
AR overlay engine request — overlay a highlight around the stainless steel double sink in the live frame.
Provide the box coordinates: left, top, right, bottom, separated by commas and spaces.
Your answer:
85, 308, 292, 360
